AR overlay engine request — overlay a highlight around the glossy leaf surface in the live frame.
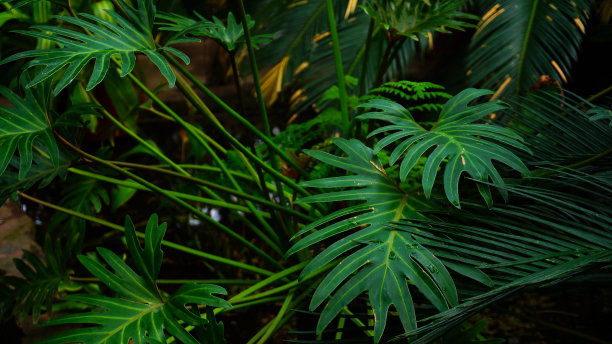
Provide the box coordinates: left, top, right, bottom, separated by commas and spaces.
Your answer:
0, 0, 183, 95
288, 138, 457, 343
38, 214, 231, 344
359, 88, 531, 208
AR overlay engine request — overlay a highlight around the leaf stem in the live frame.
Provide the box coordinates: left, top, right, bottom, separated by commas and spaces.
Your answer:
17, 191, 273, 276
128, 71, 311, 198
54, 132, 284, 269
101, 162, 312, 221
238, 0, 289, 225
325, 0, 350, 135
163, 51, 311, 178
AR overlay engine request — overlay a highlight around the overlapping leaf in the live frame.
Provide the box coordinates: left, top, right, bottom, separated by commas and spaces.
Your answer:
288, 138, 457, 343
0, 148, 70, 204
0, 0, 186, 95
359, 88, 531, 208
38, 214, 231, 344
467, 0, 591, 97
362, 0, 478, 40
0, 234, 73, 324
0, 82, 58, 179
158, 11, 272, 51
389, 167, 612, 342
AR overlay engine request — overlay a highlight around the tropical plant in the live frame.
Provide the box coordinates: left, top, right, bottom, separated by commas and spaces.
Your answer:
0, 0, 609, 343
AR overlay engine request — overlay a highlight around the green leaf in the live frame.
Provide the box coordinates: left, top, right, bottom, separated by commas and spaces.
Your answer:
0, 81, 58, 179
362, 0, 478, 40
288, 138, 457, 343
0, 148, 70, 204
201, 307, 226, 344
157, 11, 273, 51
358, 88, 531, 208
0, 234, 73, 324
467, 0, 591, 96
38, 214, 231, 344
0, 0, 181, 95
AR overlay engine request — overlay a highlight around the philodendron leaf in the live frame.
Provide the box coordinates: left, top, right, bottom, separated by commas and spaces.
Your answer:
359, 88, 531, 208
38, 214, 231, 344
288, 138, 457, 343
0, 0, 186, 95
0, 82, 58, 179
157, 11, 273, 51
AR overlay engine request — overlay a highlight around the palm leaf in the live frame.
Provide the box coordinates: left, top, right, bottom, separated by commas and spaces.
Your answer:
358, 88, 531, 208
0, 0, 186, 95
38, 214, 231, 344
467, 0, 592, 97
506, 89, 612, 165
288, 138, 457, 343
389, 167, 612, 342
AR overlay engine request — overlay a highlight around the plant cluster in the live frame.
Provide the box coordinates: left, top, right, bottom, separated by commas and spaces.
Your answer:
0, 0, 610, 343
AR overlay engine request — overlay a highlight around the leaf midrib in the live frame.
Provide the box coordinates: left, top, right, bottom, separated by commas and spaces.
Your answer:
516, 0, 540, 90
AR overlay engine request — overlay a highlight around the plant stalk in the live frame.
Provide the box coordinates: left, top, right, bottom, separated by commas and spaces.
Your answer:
325, 0, 350, 135
17, 191, 273, 276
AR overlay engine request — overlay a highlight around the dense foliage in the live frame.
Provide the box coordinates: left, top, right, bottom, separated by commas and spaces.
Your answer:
0, 0, 610, 343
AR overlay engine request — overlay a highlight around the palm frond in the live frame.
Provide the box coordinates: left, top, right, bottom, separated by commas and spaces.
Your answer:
389, 167, 612, 342
361, 80, 451, 113
467, 0, 592, 97
506, 89, 612, 165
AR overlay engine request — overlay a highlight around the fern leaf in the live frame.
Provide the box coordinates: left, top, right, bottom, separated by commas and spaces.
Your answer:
38, 214, 231, 344
288, 138, 457, 343
359, 88, 531, 208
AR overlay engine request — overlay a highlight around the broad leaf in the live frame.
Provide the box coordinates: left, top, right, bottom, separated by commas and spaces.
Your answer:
358, 88, 531, 208
467, 0, 591, 96
38, 214, 231, 344
0, 0, 185, 95
390, 167, 612, 342
288, 138, 457, 343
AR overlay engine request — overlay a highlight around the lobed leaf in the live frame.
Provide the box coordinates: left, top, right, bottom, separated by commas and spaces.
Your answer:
38, 214, 231, 344
358, 88, 531, 208
0, 0, 183, 95
289, 138, 457, 343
